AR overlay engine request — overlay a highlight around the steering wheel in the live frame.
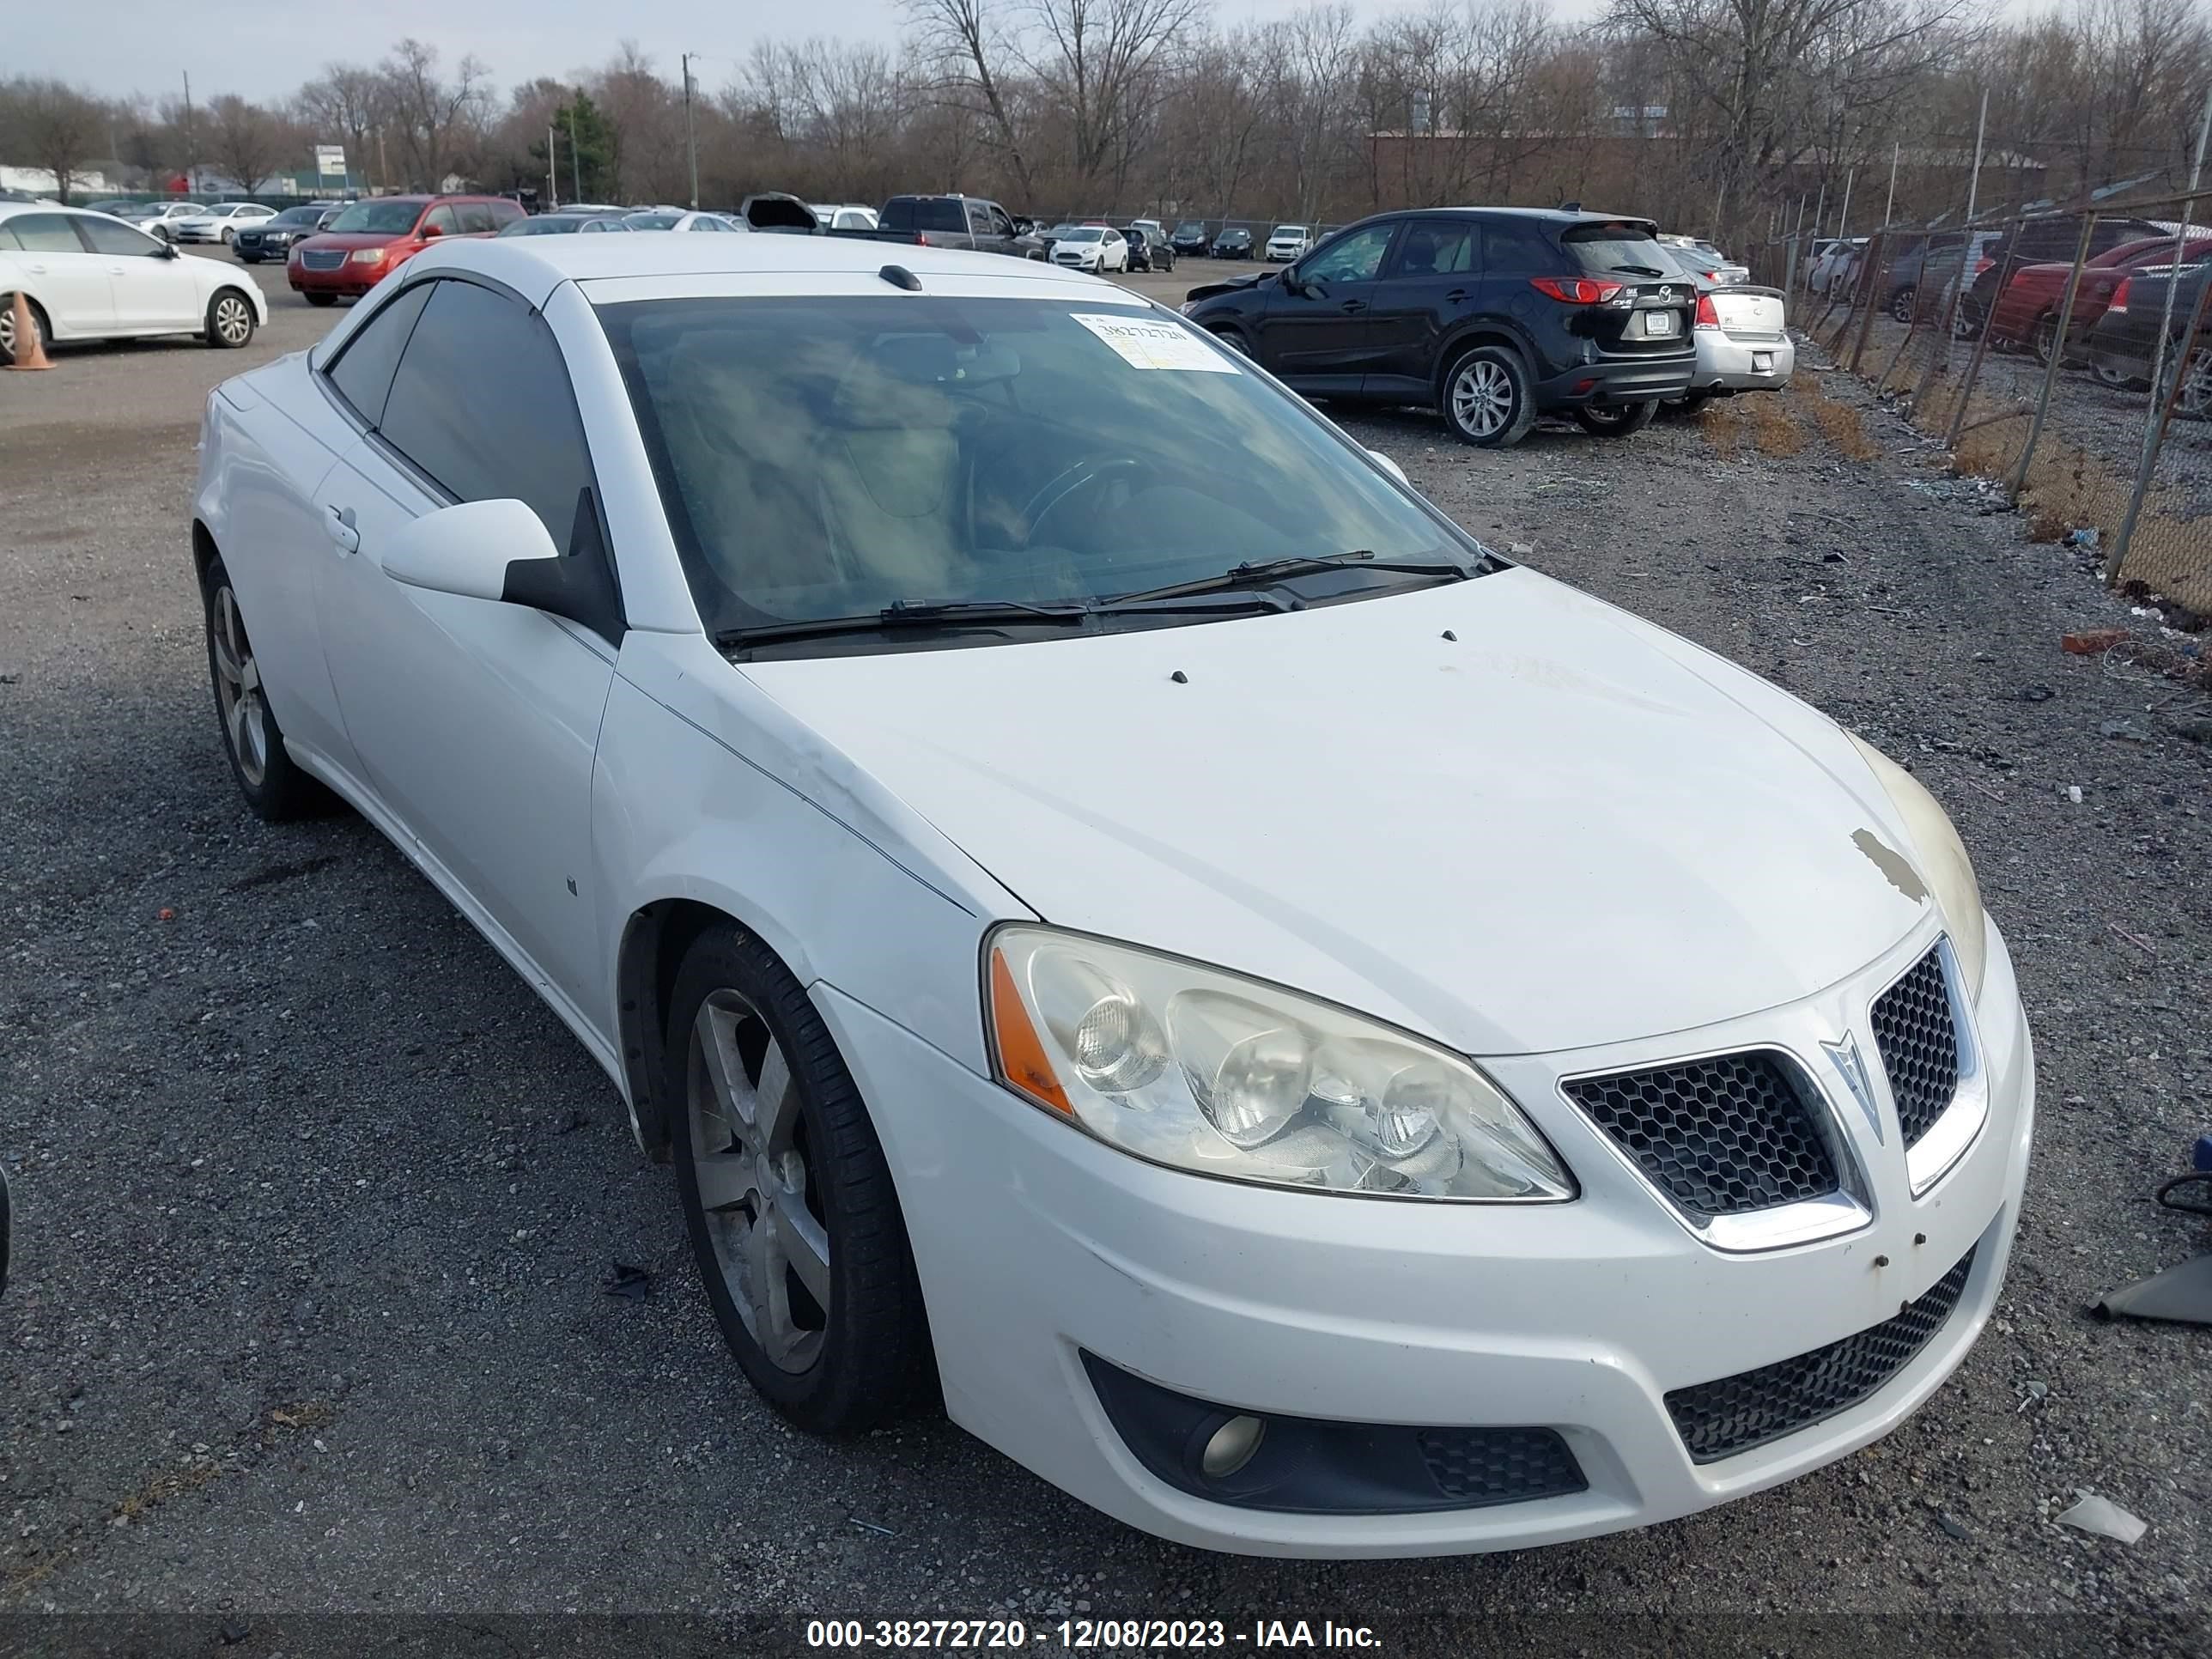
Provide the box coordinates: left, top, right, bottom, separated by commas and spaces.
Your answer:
1022, 457, 1148, 546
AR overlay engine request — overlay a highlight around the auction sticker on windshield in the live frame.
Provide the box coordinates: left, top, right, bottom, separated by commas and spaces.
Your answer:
1070, 312, 1240, 373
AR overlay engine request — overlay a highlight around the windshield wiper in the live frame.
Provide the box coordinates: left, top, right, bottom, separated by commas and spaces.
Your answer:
1103, 551, 1478, 608
716, 599, 1093, 651
1608, 263, 1668, 277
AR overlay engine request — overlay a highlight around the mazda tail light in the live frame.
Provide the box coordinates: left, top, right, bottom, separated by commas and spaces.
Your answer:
1530, 276, 1625, 305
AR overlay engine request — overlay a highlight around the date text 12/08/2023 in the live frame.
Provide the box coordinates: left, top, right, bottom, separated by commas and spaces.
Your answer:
804, 1619, 1385, 1650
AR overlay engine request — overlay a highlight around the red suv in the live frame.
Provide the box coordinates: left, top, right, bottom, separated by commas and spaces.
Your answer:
289, 195, 524, 305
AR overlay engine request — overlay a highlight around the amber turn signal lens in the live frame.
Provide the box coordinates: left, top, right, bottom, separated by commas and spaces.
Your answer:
989, 948, 1071, 1114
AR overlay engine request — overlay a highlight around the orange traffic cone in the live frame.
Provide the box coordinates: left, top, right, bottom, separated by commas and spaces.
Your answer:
6, 290, 52, 370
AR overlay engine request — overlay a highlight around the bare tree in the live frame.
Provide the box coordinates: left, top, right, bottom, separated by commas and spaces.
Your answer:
295, 64, 386, 187
1025, 0, 1206, 189
207, 95, 290, 193
902, 0, 1039, 198
380, 38, 494, 190
2, 77, 106, 203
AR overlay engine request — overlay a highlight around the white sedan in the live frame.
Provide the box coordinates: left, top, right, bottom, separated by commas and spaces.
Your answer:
1048, 224, 1128, 272
169, 201, 278, 244
1, 204, 266, 363
192, 234, 2032, 1559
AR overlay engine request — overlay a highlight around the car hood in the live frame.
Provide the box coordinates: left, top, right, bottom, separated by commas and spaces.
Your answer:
1185, 270, 1271, 304
300, 231, 410, 250
739, 569, 1934, 1057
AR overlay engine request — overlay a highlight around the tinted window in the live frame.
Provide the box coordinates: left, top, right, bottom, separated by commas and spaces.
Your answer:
272, 206, 325, 227
967, 202, 993, 236
9, 215, 87, 253
377, 280, 593, 544
904, 200, 964, 233
1559, 222, 1669, 276
1485, 220, 1560, 274
327, 199, 424, 234
1303, 222, 1394, 283
422, 204, 458, 235
990, 207, 1015, 237
1387, 220, 1474, 277
879, 198, 915, 230
455, 202, 496, 234
489, 199, 524, 225
76, 216, 166, 257
325, 281, 434, 425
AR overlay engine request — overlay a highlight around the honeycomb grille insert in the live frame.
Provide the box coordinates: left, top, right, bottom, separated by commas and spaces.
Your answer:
1563, 1051, 1838, 1216
1414, 1427, 1588, 1505
1664, 1247, 1977, 1462
1871, 948, 1961, 1148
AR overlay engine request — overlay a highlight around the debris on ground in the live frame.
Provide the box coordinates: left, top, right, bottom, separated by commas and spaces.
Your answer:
1939, 1511, 1972, 1540
2099, 719, 2151, 741
2068, 528, 2100, 549
2066, 785, 2085, 803
605, 1263, 653, 1300
2062, 628, 2130, 656
2055, 1492, 2148, 1545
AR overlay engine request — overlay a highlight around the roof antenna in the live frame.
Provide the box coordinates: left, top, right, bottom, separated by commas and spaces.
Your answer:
878, 264, 922, 291
1558, 199, 1582, 213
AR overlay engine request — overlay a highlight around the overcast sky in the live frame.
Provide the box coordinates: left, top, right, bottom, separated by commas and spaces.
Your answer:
33, 0, 1620, 104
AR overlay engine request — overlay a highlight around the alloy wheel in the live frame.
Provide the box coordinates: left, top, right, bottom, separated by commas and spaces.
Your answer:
214, 294, 253, 345
1450, 359, 1514, 439
686, 988, 830, 1373
210, 584, 269, 786
2033, 316, 2059, 364
2179, 352, 2212, 421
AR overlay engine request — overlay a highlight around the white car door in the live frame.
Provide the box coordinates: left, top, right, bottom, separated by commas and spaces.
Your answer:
1, 212, 116, 336
73, 212, 204, 331
309, 275, 617, 1013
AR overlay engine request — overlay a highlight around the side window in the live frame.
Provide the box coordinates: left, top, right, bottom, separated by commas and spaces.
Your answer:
77, 216, 167, 258
376, 280, 595, 545
990, 207, 1016, 238
325, 281, 436, 425
455, 202, 496, 234
1385, 220, 1475, 280
489, 200, 524, 228
1483, 221, 1559, 276
9, 214, 88, 254
922, 200, 966, 234
1302, 222, 1395, 284
879, 199, 914, 231
421, 204, 459, 236
967, 202, 994, 237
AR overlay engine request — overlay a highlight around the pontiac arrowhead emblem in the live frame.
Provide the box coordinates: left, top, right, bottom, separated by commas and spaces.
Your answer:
1825, 1034, 1885, 1145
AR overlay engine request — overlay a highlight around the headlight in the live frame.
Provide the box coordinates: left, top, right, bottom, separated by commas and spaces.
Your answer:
986, 926, 1573, 1201
349, 248, 386, 265
1848, 736, 1987, 998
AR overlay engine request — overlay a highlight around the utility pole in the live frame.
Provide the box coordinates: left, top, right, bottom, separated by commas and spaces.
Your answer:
546, 125, 558, 210
180, 70, 195, 193
682, 52, 700, 210
568, 104, 583, 204
1883, 140, 1899, 226
1965, 87, 1990, 220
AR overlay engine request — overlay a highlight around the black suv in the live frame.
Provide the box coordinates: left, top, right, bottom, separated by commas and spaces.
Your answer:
1182, 208, 1695, 446
1171, 220, 1211, 257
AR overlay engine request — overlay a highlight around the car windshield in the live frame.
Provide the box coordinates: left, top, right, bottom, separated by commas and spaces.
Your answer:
627, 212, 682, 228
599, 295, 1482, 647
1273, 226, 1305, 237
1175, 222, 1204, 234
1060, 228, 1103, 243
271, 206, 325, 226
326, 199, 422, 234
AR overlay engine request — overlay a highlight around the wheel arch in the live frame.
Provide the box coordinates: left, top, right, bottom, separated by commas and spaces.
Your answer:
191, 519, 221, 590
1434, 323, 1539, 393
616, 896, 738, 1159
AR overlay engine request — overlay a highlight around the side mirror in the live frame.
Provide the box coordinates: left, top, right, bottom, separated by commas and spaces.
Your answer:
420, 222, 443, 238
380, 498, 557, 601
1365, 449, 1410, 488
160, 241, 180, 260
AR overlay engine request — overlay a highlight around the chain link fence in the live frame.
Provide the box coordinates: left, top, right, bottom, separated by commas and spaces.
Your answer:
1776, 188, 2212, 618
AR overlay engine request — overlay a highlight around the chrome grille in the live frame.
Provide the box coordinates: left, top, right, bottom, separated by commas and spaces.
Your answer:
1563, 1051, 1838, 1216
1871, 948, 1960, 1148
299, 249, 345, 271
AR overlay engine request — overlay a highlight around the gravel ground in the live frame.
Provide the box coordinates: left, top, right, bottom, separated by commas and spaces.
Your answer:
1, 252, 2209, 1656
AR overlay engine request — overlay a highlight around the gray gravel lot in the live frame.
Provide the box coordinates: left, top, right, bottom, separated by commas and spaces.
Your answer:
1, 250, 2209, 1651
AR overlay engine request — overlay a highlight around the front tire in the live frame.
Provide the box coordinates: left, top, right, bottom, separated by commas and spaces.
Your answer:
202, 556, 330, 821
670, 924, 933, 1435
220, 227, 235, 246
1573, 399, 1659, 437
0, 294, 51, 366
1440, 343, 1536, 448
205, 289, 255, 349
1889, 285, 1917, 323
2178, 351, 2212, 422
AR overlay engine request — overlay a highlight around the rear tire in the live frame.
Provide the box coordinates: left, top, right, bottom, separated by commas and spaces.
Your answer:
0, 294, 51, 366
1888, 285, 1917, 323
1440, 343, 1536, 448
1206, 324, 1253, 359
305, 292, 337, 307
2178, 352, 2212, 422
2030, 312, 2059, 366
1573, 399, 1658, 438
669, 923, 933, 1435
201, 556, 332, 822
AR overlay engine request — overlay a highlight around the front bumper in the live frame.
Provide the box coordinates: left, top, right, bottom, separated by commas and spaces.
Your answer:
1693, 329, 1796, 392
821, 916, 2033, 1557
289, 262, 386, 296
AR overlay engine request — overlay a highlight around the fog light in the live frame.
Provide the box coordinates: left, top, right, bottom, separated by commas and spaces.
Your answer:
1200, 1413, 1267, 1480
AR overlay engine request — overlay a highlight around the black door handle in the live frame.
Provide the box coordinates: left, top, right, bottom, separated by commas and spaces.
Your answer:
1444, 289, 1468, 304
1340, 299, 1367, 313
